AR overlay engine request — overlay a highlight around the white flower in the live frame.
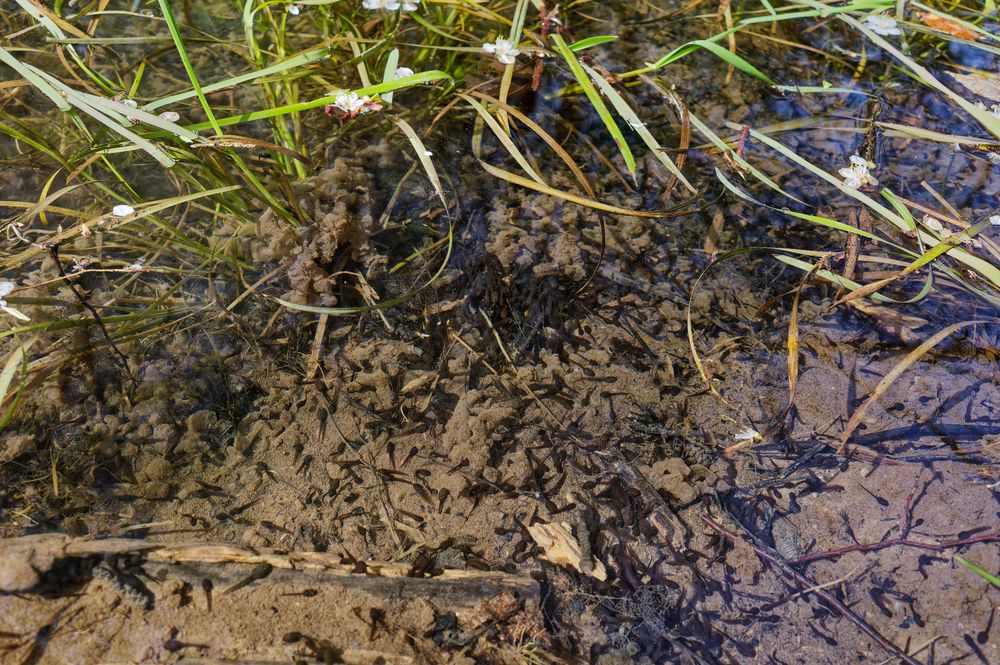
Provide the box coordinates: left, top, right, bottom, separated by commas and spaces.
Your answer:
990, 215, 1000, 226
838, 154, 878, 189
158, 111, 180, 122
287, 3, 300, 14
363, 0, 417, 10
112, 204, 135, 217
0, 281, 29, 321
394, 66, 414, 78
483, 38, 520, 65
334, 91, 367, 113
865, 13, 901, 36
922, 215, 944, 233
327, 91, 381, 116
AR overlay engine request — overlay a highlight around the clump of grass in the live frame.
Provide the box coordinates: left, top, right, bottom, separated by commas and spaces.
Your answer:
0, 0, 717, 423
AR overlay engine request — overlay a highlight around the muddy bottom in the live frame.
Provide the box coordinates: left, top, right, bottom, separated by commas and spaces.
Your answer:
2, 156, 997, 662
2, 2, 1000, 664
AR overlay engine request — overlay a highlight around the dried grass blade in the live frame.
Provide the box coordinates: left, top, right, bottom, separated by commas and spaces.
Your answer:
838, 319, 992, 450
462, 94, 545, 185
478, 162, 673, 217
0, 337, 37, 430
469, 91, 595, 196
393, 118, 446, 207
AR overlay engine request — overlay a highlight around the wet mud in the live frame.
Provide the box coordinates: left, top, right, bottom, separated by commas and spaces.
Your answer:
2, 2, 999, 664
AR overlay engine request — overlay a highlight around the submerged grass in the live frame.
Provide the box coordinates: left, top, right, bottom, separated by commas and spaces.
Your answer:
0, 0, 998, 430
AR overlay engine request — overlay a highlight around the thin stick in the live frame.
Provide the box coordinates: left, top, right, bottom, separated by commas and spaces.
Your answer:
702, 515, 921, 665
788, 532, 999, 566
46, 243, 136, 395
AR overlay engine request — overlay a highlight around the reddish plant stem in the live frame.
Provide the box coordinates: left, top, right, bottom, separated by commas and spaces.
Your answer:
787, 533, 999, 566
789, 475, 998, 565
702, 516, 921, 665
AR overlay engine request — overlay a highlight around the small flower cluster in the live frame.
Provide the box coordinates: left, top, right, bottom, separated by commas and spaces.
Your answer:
838, 154, 878, 190
325, 91, 383, 119
482, 38, 520, 65
865, 13, 901, 36
363, 0, 417, 11
120, 98, 182, 125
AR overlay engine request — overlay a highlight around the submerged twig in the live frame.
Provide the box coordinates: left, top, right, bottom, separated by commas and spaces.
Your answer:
45, 243, 136, 396
788, 475, 997, 566
702, 513, 921, 665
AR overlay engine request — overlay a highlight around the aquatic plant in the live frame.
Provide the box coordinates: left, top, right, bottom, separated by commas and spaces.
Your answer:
0, 0, 997, 432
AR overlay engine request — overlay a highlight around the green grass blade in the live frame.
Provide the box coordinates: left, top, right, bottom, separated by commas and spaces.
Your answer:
569, 36, 619, 51
382, 48, 401, 104
0, 338, 35, 432
394, 118, 446, 207
955, 556, 1000, 589
550, 33, 635, 175
145, 48, 332, 111
747, 126, 1000, 288
582, 63, 693, 191
0, 46, 70, 111
648, 28, 773, 84
157, 0, 223, 136
684, 108, 800, 202
179, 70, 451, 132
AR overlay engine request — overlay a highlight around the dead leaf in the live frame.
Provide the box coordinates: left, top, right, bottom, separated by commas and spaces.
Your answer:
527, 521, 607, 581
951, 70, 1000, 102
918, 12, 979, 41
703, 208, 725, 256
846, 301, 929, 344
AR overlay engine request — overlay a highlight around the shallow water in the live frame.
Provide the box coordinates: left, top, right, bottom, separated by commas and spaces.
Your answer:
1, 2, 999, 663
